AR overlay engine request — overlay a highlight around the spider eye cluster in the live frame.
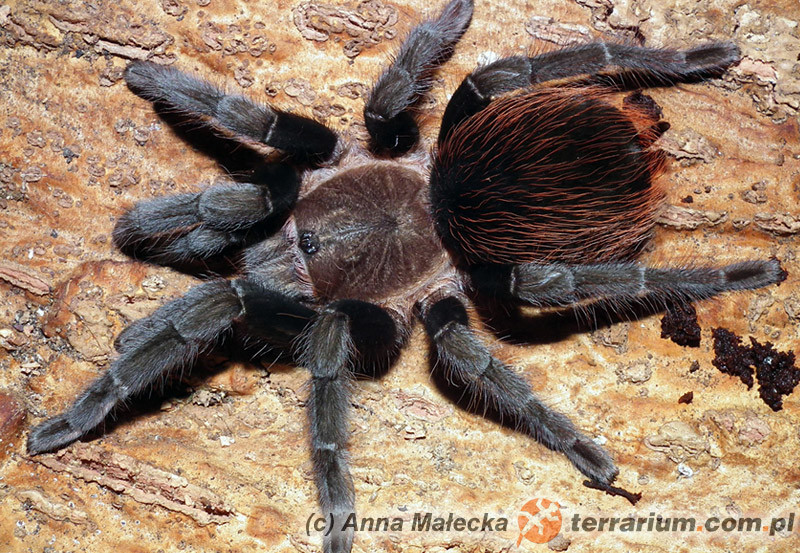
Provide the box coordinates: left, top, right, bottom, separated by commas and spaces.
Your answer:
299, 230, 320, 255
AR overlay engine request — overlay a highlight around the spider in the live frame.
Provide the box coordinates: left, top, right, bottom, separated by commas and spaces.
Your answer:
27, 0, 783, 551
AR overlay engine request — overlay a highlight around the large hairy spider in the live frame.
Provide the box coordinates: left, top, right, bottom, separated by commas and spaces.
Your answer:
28, 0, 783, 551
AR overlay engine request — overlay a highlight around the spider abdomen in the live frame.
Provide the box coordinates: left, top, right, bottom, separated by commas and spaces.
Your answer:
291, 163, 446, 303
430, 88, 666, 265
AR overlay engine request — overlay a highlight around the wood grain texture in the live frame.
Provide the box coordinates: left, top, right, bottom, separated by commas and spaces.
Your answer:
1, 0, 799, 551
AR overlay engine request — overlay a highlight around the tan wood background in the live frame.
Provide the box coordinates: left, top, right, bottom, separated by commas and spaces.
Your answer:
1, 0, 799, 551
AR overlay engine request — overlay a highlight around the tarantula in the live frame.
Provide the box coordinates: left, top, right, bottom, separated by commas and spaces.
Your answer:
28, 0, 782, 551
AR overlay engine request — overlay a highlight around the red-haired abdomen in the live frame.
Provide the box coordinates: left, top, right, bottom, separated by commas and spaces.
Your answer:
430, 88, 666, 266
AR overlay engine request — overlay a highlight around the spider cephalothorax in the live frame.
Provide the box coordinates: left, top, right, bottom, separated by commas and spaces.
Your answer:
28, 1, 783, 552
290, 161, 449, 306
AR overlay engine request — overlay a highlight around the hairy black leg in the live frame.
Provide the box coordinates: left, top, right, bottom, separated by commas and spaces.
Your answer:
420, 295, 618, 484
471, 259, 785, 306
28, 279, 315, 455
364, 0, 473, 154
124, 62, 338, 162
113, 164, 300, 263
438, 41, 739, 142
300, 300, 397, 553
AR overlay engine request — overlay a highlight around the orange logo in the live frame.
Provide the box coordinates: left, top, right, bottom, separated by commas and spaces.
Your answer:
517, 498, 562, 546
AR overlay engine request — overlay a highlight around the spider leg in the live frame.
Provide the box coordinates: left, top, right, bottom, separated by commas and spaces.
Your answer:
471, 259, 785, 306
113, 164, 299, 263
124, 61, 338, 162
420, 295, 618, 485
364, 0, 473, 155
439, 41, 739, 142
299, 300, 398, 553
27, 279, 315, 455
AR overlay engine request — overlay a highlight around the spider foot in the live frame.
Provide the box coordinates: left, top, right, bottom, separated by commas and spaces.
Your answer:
27, 414, 79, 455
566, 436, 619, 486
